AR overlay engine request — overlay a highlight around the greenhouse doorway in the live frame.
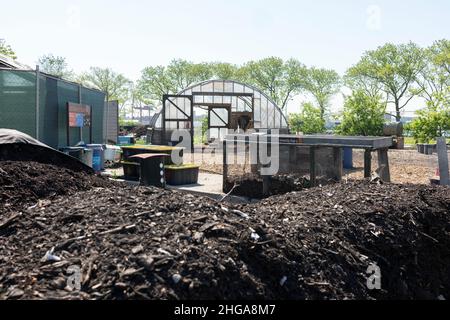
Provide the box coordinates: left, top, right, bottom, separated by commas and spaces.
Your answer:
207, 105, 231, 142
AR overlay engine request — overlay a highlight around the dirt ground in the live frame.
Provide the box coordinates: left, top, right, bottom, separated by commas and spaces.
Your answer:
1, 161, 449, 300
347, 149, 441, 184
190, 148, 444, 185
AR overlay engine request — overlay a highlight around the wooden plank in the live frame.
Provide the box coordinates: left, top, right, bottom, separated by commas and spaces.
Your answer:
262, 175, 271, 196
222, 140, 228, 193
332, 147, 343, 181
310, 146, 316, 187
377, 148, 391, 182
364, 149, 372, 179
437, 137, 450, 186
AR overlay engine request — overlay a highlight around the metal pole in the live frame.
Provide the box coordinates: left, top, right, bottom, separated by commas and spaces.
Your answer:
35, 65, 40, 140
437, 137, 450, 186
105, 94, 109, 144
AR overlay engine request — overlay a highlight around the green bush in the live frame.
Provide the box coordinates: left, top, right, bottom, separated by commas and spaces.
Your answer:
337, 90, 385, 136
289, 102, 325, 134
409, 103, 450, 143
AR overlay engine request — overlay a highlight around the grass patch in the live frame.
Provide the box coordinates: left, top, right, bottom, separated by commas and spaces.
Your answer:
404, 137, 450, 145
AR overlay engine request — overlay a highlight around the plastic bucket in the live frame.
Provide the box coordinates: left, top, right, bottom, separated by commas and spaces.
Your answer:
343, 147, 353, 169
61, 147, 84, 161
418, 144, 425, 154
81, 148, 93, 168
86, 144, 104, 171
104, 145, 121, 162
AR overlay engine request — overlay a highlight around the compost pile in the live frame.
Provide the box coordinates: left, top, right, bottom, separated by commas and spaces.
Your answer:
1, 164, 450, 300
225, 173, 310, 199
0, 161, 112, 213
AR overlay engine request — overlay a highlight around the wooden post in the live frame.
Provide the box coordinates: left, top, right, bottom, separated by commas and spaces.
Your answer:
377, 148, 391, 182
332, 147, 343, 181
310, 146, 316, 187
222, 139, 228, 193
262, 140, 271, 196
437, 137, 449, 186
364, 149, 372, 179
262, 174, 271, 196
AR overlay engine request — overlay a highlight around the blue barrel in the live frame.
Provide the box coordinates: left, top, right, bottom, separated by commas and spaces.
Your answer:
343, 147, 353, 169
86, 144, 104, 172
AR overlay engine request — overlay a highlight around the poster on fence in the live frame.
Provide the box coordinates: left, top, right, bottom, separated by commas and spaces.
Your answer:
68, 103, 91, 128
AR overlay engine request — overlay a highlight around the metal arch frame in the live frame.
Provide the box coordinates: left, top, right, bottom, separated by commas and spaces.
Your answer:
153, 80, 289, 131
177, 79, 289, 128
156, 80, 290, 150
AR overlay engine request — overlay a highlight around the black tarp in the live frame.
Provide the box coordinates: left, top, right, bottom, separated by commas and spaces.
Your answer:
0, 128, 93, 173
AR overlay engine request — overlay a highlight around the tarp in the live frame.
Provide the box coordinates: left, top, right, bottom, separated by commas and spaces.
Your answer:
0, 128, 94, 173
0, 128, 49, 147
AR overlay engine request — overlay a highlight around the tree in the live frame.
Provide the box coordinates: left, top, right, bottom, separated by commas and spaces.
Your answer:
302, 67, 341, 121
210, 62, 241, 80
138, 65, 176, 105
344, 69, 383, 100
414, 40, 450, 107
80, 67, 131, 106
138, 59, 213, 105
347, 42, 427, 121
240, 57, 307, 111
409, 97, 450, 143
167, 59, 212, 90
337, 90, 386, 136
37, 54, 73, 79
0, 39, 17, 59
288, 102, 325, 134
430, 39, 450, 76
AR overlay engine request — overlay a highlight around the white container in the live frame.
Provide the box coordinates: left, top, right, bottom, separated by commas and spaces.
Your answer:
104, 145, 121, 162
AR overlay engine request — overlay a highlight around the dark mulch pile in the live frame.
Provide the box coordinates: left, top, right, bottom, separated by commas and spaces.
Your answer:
243, 183, 450, 300
1, 161, 450, 300
0, 161, 113, 214
225, 173, 310, 199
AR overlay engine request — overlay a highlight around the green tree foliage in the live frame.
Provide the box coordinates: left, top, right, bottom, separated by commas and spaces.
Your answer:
430, 39, 450, 76
415, 40, 450, 107
210, 62, 241, 80
0, 39, 17, 59
138, 59, 213, 105
240, 57, 308, 111
80, 67, 131, 105
302, 67, 341, 121
288, 102, 325, 134
37, 54, 73, 79
337, 90, 386, 136
346, 42, 427, 121
201, 116, 209, 144
409, 97, 450, 143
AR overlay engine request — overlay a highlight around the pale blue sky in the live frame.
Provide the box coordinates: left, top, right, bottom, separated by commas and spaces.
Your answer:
1, 0, 449, 114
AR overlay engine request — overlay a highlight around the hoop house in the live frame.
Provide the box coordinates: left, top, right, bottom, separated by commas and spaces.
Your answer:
149, 80, 289, 148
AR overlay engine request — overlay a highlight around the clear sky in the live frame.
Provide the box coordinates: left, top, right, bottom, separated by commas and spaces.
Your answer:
1, 0, 449, 114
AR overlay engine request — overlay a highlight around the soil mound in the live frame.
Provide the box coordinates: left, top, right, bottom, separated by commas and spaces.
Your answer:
1, 178, 449, 300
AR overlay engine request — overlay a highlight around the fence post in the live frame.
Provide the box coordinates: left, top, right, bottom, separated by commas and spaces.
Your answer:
78, 84, 83, 142
35, 65, 40, 140
437, 137, 449, 186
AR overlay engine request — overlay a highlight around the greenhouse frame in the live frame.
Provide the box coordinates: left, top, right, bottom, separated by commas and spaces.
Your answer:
149, 80, 289, 149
